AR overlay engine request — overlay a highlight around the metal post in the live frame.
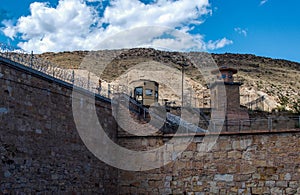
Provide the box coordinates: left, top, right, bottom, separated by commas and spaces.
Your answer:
30, 51, 33, 68
202, 91, 204, 108
225, 115, 228, 132
248, 95, 250, 110
240, 120, 243, 132
213, 121, 216, 132
189, 88, 192, 107
72, 70, 75, 85
298, 116, 300, 128
108, 84, 111, 98
87, 71, 90, 90
250, 95, 252, 110
268, 117, 272, 131
262, 96, 265, 111
182, 65, 185, 108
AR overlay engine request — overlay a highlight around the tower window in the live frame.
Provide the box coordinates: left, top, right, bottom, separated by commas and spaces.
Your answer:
145, 89, 153, 96
134, 87, 143, 102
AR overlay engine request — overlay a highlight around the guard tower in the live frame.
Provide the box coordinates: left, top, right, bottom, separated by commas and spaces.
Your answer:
130, 80, 159, 107
210, 66, 249, 131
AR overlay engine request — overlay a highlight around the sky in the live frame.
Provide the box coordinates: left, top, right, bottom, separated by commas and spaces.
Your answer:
0, 0, 299, 63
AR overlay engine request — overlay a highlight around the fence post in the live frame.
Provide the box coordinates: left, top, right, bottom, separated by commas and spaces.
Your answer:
30, 51, 33, 68
213, 121, 216, 132
72, 70, 75, 85
239, 120, 242, 132
268, 117, 272, 131
108, 84, 111, 98
87, 71, 90, 90
298, 116, 300, 128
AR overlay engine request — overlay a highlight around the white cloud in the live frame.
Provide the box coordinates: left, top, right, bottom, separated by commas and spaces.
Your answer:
2, 20, 16, 39
234, 27, 247, 37
206, 38, 233, 50
260, 0, 268, 6
1, 0, 232, 53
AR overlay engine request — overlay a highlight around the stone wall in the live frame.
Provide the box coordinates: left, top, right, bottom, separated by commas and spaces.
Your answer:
1, 58, 300, 194
0, 59, 118, 193
118, 132, 300, 194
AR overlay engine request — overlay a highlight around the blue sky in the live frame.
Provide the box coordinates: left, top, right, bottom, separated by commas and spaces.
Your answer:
0, 0, 299, 63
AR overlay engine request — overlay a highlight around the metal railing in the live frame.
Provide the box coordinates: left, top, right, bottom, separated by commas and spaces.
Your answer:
1, 44, 299, 134
208, 116, 300, 132
240, 94, 273, 112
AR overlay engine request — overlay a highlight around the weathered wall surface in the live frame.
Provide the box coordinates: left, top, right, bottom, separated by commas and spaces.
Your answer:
118, 133, 300, 195
0, 60, 118, 193
1, 58, 300, 194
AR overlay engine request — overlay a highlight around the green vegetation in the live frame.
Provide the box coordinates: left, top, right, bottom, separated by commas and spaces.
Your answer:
292, 97, 300, 114
278, 93, 289, 108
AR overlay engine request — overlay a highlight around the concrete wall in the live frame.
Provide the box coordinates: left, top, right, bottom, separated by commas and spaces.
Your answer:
0, 59, 118, 193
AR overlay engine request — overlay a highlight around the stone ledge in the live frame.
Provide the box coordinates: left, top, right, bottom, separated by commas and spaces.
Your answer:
117, 128, 300, 138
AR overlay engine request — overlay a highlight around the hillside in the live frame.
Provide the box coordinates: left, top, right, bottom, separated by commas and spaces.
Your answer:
35, 49, 300, 113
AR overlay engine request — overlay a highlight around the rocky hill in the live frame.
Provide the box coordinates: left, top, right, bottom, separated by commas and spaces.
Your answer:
35, 48, 300, 113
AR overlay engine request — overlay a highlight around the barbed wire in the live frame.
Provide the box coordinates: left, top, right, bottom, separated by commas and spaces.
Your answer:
0, 43, 299, 133
0, 43, 144, 101
0, 44, 110, 97
0, 43, 291, 113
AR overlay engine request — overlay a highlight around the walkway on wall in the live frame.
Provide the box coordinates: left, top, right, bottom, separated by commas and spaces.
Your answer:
1, 45, 299, 136
0, 47, 207, 135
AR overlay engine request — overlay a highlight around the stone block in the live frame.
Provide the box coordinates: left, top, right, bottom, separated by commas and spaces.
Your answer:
181, 151, 194, 159
255, 160, 267, 167
227, 150, 242, 159
252, 187, 263, 194
276, 181, 287, 187
194, 192, 205, 195
218, 140, 232, 151
235, 174, 252, 181
214, 174, 234, 182
285, 188, 297, 195
284, 173, 292, 181
240, 139, 253, 150
289, 181, 299, 188
270, 187, 283, 194
240, 164, 256, 174
252, 173, 261, 180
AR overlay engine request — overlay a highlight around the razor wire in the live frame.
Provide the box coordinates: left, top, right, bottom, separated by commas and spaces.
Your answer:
0, 43, 109, 97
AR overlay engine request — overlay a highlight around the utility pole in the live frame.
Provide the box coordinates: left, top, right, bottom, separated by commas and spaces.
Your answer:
181, 63, 189, 108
